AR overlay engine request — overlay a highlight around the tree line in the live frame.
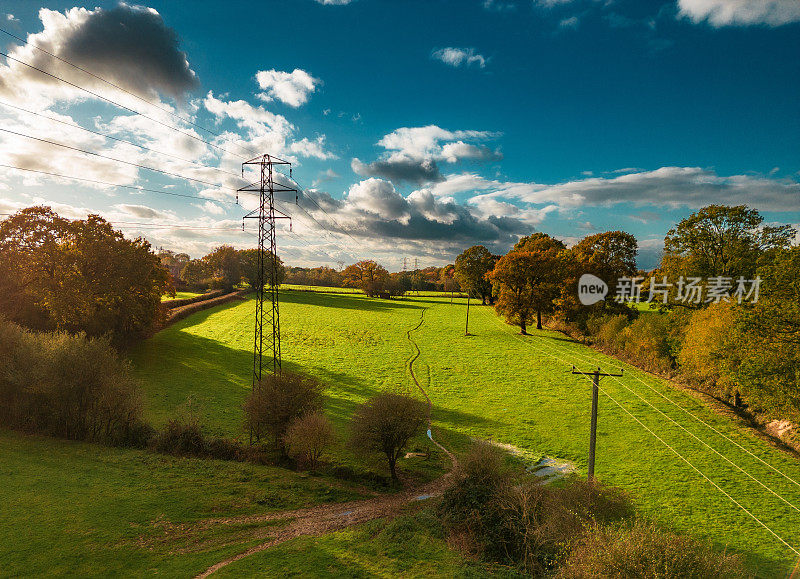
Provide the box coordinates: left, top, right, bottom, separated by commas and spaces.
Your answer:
455, 204, 799, 428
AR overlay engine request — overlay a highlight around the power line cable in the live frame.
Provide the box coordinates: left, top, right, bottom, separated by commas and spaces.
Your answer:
0, 163, 237, 204
546, 330, 800, 489
0, 126, 237, 190
0, 49, 247, 161
484, 307, 800, 556
0, 100, 244, 180
0, 26, 261, 160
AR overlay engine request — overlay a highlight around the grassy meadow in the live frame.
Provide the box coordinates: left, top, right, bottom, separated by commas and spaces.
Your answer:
129, 290, 800, 576
162, 291, 203, 301
4, 289, 799, 576
0, 428, 367, 576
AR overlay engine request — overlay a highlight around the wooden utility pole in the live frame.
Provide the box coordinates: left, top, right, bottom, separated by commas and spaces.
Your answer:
465, 294, 471, 335
571, 365, 623, 480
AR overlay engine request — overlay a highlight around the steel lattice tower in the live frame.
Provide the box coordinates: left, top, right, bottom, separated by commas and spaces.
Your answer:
239, 154, 295, 387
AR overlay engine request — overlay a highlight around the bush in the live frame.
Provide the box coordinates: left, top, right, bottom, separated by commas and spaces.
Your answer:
151, 405, 243, 460
0, 318, 148, 446
349, 392, 427, 481
439, 443, 632, 574
244, 372, 323, 449
283, 411, 334, 470
151, 414, 206, 457
559, 520, 749, 578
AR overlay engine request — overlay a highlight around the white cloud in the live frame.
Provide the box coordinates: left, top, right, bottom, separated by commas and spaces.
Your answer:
5, 14, 19, 22
431, 47, 488, 69
346, 179, 411, 223
289, 136, 337, 160
559, 16, 580, 29
255, 69, 320, 107
193, 200, 225, 215
677, 0, 800, 27
315, 0, 354, 4
453, 167, 800, 213
353, 125, 502, 185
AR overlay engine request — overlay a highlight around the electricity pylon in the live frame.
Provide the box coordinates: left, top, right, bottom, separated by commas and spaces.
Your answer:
238, 154, 295, 387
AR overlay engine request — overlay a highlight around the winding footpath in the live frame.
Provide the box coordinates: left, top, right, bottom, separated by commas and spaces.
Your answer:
195, 305, 455, 577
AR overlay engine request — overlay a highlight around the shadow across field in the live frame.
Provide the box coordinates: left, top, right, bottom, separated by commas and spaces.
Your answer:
281, 290, 424, 312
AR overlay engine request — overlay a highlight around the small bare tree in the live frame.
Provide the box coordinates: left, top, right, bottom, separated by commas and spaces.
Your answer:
283, 411, 334, 470
244, 372, 322, 450
349, 392, 427, 481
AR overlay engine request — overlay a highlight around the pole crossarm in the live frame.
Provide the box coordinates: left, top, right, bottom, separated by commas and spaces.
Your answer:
572, 365, 624, 378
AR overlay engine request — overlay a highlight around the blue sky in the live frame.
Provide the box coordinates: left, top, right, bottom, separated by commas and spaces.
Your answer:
0, 0, 798, 269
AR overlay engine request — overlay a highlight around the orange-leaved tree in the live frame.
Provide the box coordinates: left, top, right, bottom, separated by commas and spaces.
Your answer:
489, 233, 566, 333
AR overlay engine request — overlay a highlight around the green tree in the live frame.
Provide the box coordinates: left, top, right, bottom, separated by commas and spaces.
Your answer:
179, 259, 209, 289
489, 233, 566, 333
349, 393, 427, 481
238, 248, 285, 291
454, 245, 496, 304
728, 246, 800, 417
662, 205, 794, 280
203, 245, 241, 291
0, 207, 170, 343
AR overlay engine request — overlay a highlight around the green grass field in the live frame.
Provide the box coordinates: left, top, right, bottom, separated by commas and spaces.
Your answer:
5, 289, 800, 576
128, 290, 800, 576
162, 291, 203, 302
0, 428, 368, 576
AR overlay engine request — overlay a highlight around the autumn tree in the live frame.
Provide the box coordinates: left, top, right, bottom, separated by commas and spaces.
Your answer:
560, 231, 639, 321
0, 207, 170, 343
489, 233, 566, 333
454, 245, 496, 304
180, 259, 209, 289
349, 392, 427, 481
238, 248, 285, 291
342, 260, 390, 297
203, 245, 241, 291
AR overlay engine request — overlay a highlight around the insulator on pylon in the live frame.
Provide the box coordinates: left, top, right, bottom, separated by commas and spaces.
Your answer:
289, 221, 293, 232
289, 167, 292, 178
295, 194, 299, 205
236, 193, 239, 205
241, 221, 245, 231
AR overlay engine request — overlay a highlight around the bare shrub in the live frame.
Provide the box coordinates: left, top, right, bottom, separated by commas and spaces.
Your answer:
0, 318, 148, 446
244, 372, 323, 449
559, 520, 749, 578
349, 392, 427, 481
283, 411, 334, 470
151, 410, 206, 457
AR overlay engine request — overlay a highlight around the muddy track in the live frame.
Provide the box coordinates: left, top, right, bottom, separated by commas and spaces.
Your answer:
194, 304, 455, 577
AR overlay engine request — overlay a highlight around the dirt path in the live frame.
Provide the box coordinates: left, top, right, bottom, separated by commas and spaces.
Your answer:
195, 304, 456, 577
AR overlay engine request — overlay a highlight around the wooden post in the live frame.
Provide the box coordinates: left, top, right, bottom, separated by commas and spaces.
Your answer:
571, 365, 623, 481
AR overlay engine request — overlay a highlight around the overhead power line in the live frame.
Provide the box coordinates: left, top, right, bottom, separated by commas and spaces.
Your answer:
0, 49, 246, 161
486, 309, 800, 557
0, 100, 243, 180
0, 26, 260, 161
0, 163, 236, 204
0, 126, 237, 191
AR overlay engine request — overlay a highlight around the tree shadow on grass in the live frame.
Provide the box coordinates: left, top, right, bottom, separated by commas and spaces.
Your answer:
280, 290, 425, 312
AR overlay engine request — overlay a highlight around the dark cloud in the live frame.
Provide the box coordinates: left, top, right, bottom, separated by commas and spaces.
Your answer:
308, 178, 529, 249
60, 4, 198, 99
1, 5, 198, 101
351, 157, 445, 185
